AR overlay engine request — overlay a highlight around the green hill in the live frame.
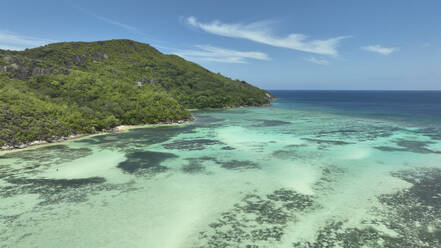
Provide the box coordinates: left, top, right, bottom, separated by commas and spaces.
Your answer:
0, 39, 272, 148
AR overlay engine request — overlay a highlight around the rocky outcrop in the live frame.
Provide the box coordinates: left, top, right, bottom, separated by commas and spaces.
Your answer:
133, 77, 161, 87
92, 51, 109, 60
3, 56, 15, 63
265, 92, 276, 101
1, 55, 69, 79
71, 54, 87, 65
61, 52, 109, 67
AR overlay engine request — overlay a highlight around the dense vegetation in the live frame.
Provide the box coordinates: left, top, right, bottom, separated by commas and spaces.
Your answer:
0, 39, 271, 147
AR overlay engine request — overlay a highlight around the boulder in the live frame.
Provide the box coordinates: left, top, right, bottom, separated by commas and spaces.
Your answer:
3, 56, 15, 63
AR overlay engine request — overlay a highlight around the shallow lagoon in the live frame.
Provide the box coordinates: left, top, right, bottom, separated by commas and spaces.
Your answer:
1, 91, 441, 247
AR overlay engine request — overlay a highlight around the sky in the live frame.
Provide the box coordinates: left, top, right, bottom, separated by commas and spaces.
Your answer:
1, 0, 440, 90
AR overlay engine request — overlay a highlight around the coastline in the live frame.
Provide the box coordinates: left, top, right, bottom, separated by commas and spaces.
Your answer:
0, 99, 275, 153
0, 118, 194, 154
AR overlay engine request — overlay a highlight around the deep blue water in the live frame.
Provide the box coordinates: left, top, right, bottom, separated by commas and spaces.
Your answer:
270, 90, 441, 127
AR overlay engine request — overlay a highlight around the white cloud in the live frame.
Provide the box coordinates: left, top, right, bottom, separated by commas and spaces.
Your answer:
174, 45, 269, 63
0, 31, 55, 50
362, 45, 399, 55
185, 16, 349, 56
305, 56, 329, 65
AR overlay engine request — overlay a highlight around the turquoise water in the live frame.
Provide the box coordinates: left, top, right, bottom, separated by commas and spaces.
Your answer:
1, 91, 441, 247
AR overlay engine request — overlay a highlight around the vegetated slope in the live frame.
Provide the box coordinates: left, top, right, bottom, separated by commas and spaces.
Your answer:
0, 39, 272, 147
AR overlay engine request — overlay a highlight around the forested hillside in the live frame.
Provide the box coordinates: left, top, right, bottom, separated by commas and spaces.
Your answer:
0, 39, 272, 148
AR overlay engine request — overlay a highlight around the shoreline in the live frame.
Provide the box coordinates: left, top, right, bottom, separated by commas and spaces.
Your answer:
0, 118, 194, 154
0, 101, 275, 154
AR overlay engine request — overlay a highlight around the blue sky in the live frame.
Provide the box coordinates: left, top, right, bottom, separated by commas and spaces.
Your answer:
1, 0, 440, 90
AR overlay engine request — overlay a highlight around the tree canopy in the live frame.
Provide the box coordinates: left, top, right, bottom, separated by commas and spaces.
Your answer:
0, 39, 271, 147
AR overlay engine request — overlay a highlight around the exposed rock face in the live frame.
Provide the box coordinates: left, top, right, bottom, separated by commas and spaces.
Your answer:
264, 92, 276, 101
70, 54, 87, 65
92, 51, 109, 60
3, 56, 15, 63
32, 67, 47, 74
58, 52, 109, 67
3, 64, 66, 80
1, 55, 70, 80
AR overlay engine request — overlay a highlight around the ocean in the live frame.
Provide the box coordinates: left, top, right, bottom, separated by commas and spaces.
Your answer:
1, 90, 440, 247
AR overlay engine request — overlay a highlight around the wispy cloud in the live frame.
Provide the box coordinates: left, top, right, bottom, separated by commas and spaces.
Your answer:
0, 31, 55, 50
304, 56, 329, 65
94, 15, 140, 33
73, 5, 141, 34
362, 45, 399, 55
421, 42, 431, 48
174, 45, 269, 63
185, 16, 349, 56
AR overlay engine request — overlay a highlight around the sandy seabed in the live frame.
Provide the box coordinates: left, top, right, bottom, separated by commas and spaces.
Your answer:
1, 102, 441, 247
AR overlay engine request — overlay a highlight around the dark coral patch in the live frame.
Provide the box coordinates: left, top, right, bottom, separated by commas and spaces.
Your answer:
318, 129, 359, 135
220, 160, 260, 170
267, 189, 314, 211
162, 139, 223, 151
0, 145, 93, 179
413, 127, 441, 141
292, 221, 391, 248
2, 177, 106, 205
252, 119, 291, 127
272, 149, 298, 160
182, 158, 206, 174
221, 146, 235, 150
302, 138, 353, 146
117, 150, 177, 174
375, 139, 441, 154
197, 189, 316, 247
